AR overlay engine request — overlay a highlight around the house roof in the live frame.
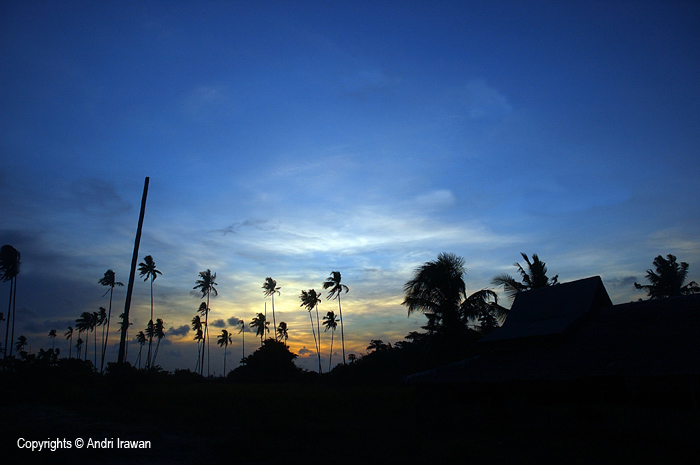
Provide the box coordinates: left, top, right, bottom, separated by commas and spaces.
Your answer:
405, 292, 700, 384
479, 276, 612, 343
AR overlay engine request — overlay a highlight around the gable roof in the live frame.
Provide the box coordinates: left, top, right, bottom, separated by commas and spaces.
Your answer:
479, 276, 612, 343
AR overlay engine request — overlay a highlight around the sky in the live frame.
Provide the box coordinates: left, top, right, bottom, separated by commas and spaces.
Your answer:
1, 0, 699, 374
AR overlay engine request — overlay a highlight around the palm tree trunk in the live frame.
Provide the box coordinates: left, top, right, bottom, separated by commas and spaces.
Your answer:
223, 344, 227, 376
153, 339, 161, 366
3, 277, 13, 358
93, 329, 97, 367
308, 311, 321, 373
315, 303, 322, 373
147, 278, 154, 368
271, 295, 277, 341
329, 329, 334, 372
101, 287, 113, 373
68, 335, 72, 359
10, 276, 17, 358
338, 293, 346, 365
201, 294, 209, 377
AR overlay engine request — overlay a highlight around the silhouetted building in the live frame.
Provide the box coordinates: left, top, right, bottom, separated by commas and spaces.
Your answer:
406, 277, 700, 386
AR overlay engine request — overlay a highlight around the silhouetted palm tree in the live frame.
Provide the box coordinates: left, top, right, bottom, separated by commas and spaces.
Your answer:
144, 320, 155, 368
135, 330, 147, 369
75, 312, 93, 364
48, 329, 57, 350
217, 329, 232, 376
1, 245, 20, 359
15, 335, 27, 354
238, 320, 246, 360
323, 271, 349, 365
194, 269, 217, 377
91, 311, 99, 367
75, 337, 83, 360
151, 318, 165, 367
300, 289, 322, 372
192, 314, 203, 372
64, 326, 74, 359
460, 289, 508, 333
492, 253, 558, 299
138, 255, 162, 371
276, 322, 288, 347
117, 312, 132, 361
322, 311, 338, 372
96, 307, 106, 362
250, 313, 268, 346
262, 277, 280, 340
99, 269, 124, 372
634, 254, 700, 299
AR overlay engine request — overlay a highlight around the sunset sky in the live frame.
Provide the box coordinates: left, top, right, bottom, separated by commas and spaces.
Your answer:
1, 1, 699, 373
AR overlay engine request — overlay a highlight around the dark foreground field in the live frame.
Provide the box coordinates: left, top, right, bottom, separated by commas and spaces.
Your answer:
2, 373, 700, 464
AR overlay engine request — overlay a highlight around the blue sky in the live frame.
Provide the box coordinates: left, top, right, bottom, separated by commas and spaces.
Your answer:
1, 1, 699, 373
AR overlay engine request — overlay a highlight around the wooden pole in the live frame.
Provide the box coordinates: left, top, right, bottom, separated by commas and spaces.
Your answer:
117, 177, 149, 365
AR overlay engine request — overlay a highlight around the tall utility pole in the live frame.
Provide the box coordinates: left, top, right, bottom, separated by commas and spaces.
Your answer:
118, 177, 149, 365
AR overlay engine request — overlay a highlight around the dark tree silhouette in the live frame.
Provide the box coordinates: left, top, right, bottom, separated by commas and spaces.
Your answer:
250, 313, 268, 346
15, 334, 27, 354
64, 326, 74, 359
230, 338, 301, 382
492, 253, 558, 299
276, 322, 288, 347
217, 329, 232, 376
1, 244, 20, 359
634, 254, 700, 299
138, 255, 162, 372
322, 310, 338, 372
135, 330, 146, 369
262, 277, 280, 340
300, 289, 322, 372
151, 318, 165, 367
194, 269, 217, 377
99, 269, 124, 372
192, 314, 204, 373
323, 271, 349, 365
48, 329, 57, 350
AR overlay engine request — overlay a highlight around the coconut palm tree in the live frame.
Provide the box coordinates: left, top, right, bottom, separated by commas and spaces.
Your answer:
151, 319, 165, 367
262, 277, 280, 340
192, 314, 203, 372
238, 320, 246, 360
99, 269, 124, 372
276, 322, 289, 347
250, 313, 268, 346
300, 289, 322, 372
117, 312, 132, 361
48, 329, 57, 350
634, 254, 700, 299
64, 326, 74, 359
217, 329, 232, 376
491, 253, 558, 299
75, 337, 83, 358
91, 311, 99, 367
1, 245, 20, 359
96, 307, 106, 362
194, 269, 217, 377
404, 252, 508, 335
144, 320, 155, 368
138, 255, 162, 371
322, 311, 338, 372
135, 330, 147, 369
15, 335, 27, 354
323, 271, 349, 365
75, 312, 93, 364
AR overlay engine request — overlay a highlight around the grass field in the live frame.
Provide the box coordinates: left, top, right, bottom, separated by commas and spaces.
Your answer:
3, 372, 700, 464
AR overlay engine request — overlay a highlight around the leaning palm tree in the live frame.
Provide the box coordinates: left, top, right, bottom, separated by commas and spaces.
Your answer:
96, 307, 106, 362
276, 322, 289, 347
48, 329, 57, 351
300, 289, 322, 372
138, 255, 162, 371
135, 330, 147, 369
144, 320, 155, 368
98, 269, 124, 372
262, 277, 280, 340
151, 319, 165, 367
1, 245, 20, 359
322, 311, 338, 372
217, 329, 232, 376
64, 326, 74, 359
491, 253, 558, 299
117, 312, 132, 361
250, 313, 268, 346
193, 269, 217, 377
634, 254, 700, 299
323, 271, 349, 365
